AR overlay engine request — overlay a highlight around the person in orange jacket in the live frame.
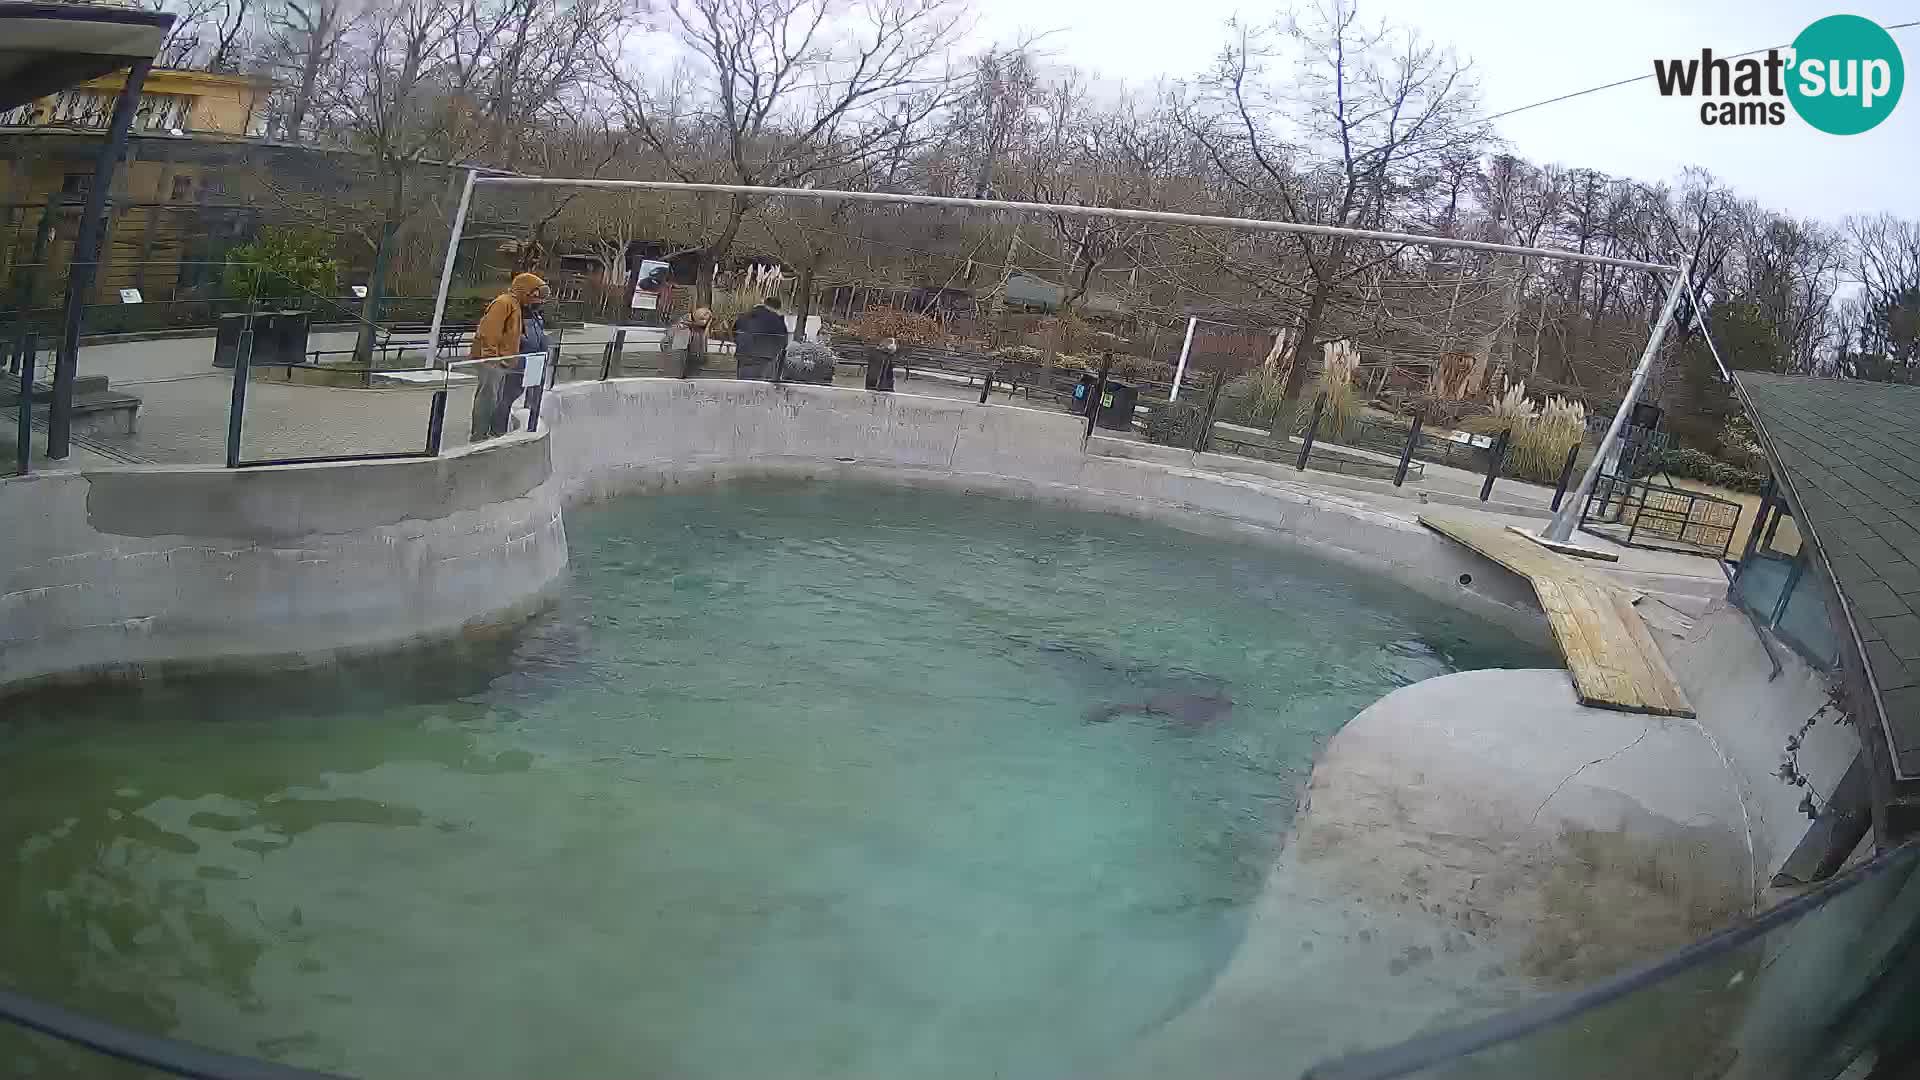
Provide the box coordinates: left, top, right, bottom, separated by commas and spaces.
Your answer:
469, 272, 546, 440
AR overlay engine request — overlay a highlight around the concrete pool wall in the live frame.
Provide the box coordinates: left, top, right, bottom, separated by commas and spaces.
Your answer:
0, 433, 567, 693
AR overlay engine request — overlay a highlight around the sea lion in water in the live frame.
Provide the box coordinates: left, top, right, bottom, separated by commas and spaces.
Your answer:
1084, 692, 1233, 730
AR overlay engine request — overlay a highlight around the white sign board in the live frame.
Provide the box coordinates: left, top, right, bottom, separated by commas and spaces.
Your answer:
351, 284, 369, 299
118, 288, 143, 304
631, 259, 670, 308
520, 351, 547, 388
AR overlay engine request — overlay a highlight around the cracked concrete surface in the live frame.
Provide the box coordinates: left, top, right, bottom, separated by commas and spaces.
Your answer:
1117, 668, 1753, 1080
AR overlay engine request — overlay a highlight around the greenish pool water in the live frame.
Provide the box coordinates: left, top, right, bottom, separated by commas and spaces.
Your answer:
0, 483, 1547, 1079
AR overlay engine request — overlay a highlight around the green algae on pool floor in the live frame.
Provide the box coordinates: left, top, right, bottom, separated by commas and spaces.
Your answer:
0, 482, 1549, 1079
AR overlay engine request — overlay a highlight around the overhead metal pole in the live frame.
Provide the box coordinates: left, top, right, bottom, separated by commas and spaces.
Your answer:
425, 169, 478, 376
49, 58, 151, 460
1170, 316, 1198, 401
473, 178, 1682, 275
1541, 270, 1690, 543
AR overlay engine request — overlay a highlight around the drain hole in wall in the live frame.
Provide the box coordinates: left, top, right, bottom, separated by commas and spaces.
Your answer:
1457, 573, 1473, 586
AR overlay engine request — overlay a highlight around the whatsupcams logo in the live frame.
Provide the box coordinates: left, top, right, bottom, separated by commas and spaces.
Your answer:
1653, 14, 1904, 133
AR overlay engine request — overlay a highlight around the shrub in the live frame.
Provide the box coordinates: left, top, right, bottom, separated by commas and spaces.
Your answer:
1645, 446, 1769, 493
844, 307, 944, 347
1144, 400, 1208, 448
989, 344, 1044, 363
1232, 366, 1292, 428
1718, 414, 1766, 472
1107, 354, 1166, 381
222, 228, 340, 307
780, 338, 840, 382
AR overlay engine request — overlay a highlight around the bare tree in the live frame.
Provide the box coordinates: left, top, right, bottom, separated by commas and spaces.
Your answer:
147, 0, 251, 69
1181, 1, 1485, 429
602, 0, 971, 303
260, 0, 355, 140
471, 0, 625, 168
307, 0, 480, 356
1844, 214, 1920, 377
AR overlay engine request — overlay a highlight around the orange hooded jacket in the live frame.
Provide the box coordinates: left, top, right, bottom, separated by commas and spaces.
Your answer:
471, 273, 545, 362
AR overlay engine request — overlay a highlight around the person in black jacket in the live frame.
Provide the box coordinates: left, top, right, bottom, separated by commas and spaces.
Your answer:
864, 336, 900, 392
733, 296, 789, 381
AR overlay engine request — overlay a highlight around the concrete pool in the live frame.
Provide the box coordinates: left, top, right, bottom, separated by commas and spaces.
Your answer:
0, 378, 1865, 1078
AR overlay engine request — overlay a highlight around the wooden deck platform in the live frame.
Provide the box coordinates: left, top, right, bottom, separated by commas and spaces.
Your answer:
1419, 513, 1695, 718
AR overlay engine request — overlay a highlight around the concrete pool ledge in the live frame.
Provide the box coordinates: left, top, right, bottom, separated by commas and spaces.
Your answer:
0, 431, 568, 695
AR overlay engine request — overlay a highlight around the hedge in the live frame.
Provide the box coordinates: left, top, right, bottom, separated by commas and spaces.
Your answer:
1645, 447, 1769, 494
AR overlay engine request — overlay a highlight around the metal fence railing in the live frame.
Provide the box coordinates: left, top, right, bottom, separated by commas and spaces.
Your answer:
1581, 473, 1743, 560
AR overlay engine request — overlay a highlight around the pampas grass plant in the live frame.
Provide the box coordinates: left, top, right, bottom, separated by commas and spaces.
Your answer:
1311, 362, 1359, 440
1468, 382, 1587, 483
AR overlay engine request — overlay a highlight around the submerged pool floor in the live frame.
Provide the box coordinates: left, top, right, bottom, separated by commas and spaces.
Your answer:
0, 483, 1546, 1078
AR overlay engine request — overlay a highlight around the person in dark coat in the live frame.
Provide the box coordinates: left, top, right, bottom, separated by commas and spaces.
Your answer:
732, 296, 789, 381
494, 293, 551, 433
864, 336, 900, 392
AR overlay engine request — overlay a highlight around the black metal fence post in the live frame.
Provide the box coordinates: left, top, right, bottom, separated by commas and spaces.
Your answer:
15, 335, 35, 474
1549, 442, 1582, 511
1195, 374, 1225, 452
224, 315, 253, 468
1740, 478, 1777, 568
1393, 412, 1423, 487
977, 367, 993, 404
1479, 428, 1511, 501
425, 389, 448, 455
1295, 392, 1327, 471
1083, 352, 1114, 443
51, 59, 152, 460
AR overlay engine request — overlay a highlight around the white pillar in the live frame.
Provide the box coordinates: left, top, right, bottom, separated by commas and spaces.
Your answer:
1170, 316, 1198, 401
426, 169, 478, 370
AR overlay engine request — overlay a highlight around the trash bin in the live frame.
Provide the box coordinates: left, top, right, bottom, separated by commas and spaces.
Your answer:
246, 312, 282, 366
212, 312, 247, 368
1095, 381, 1139, 430
1070, 373, 1099, 415
273, 310, 311, 366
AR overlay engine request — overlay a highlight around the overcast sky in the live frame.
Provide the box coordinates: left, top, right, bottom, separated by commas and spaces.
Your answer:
968, 0, 1919, 221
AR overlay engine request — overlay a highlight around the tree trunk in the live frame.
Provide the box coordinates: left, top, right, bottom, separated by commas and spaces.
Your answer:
287, 38, 323, 140
793, 255, 819, 341
1273, 272, 1332, 437
354, 169, 403, 366
695, 196, 749, 307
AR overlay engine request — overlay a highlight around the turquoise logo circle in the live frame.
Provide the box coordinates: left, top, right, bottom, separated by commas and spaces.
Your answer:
1787, 15, 1904, 135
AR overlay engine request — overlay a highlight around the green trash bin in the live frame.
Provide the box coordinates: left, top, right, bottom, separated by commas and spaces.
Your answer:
1095, 381, 1139, 430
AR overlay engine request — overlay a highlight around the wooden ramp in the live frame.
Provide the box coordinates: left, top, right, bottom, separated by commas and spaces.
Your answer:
1419, 513, 1695, 718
